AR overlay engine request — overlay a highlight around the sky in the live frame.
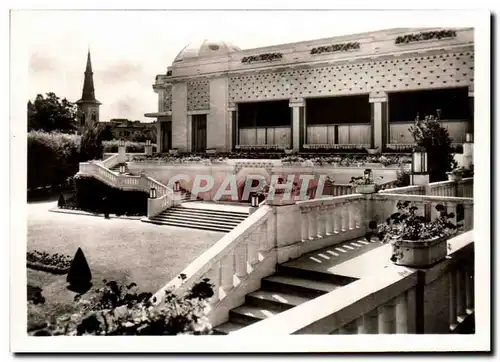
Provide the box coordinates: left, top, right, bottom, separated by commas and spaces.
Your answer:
15, 9, 474, 122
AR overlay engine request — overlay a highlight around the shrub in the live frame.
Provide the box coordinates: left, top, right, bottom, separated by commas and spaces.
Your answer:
80, 125, 104, 162
36, 278, 214, 336
102, 140, 151, 153
409, 114, 456, 182
74, 175, 148, 216
396, 168, 411, 187
27, 131, 80, 189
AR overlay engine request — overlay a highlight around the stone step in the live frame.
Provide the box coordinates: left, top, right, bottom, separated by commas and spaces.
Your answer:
152, 214, 242, 228
229, 305, 282, 326
162, 209, 247, 222
261, 275, 342, 298
276, 265, 357, 285
142, 218, 232, 233
246, 289, 311, 312
170, 206, 249, 217
212, 321, 247, 335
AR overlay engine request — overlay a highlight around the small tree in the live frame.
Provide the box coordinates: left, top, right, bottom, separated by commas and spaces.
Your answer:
409, 114, 456, 182
28, 93, 78, 133
79, 124, 104, 161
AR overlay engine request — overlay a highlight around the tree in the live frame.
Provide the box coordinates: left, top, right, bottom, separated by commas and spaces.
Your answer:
79, 124, 104, 161
409, 114, 457, 182
28, 93, 78, 133
96, 123, 114, 141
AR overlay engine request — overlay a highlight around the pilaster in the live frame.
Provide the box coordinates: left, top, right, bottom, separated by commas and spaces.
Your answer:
369, 92, 388, 150
290, 99, 304, 152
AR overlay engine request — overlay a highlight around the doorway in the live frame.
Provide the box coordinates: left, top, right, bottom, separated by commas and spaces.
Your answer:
192, 114, 207, 152
161, 122, 172, 152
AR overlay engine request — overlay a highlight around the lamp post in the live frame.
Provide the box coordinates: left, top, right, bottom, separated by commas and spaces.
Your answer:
363, 169, 373, 183
411, 146, 429, 185
174, 181, 180, 192
251, 193, 259, 207
146, 139, 151, 146
119, 164, 125, 174
465, 132, 473, 143
119, 139, 125, 147
149, 187, 157, 199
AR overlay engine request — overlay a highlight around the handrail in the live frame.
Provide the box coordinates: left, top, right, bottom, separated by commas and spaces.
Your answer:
374, 193, 473, 204
233, 231, 474, 335
297, 193, 364, 208
379, 185, 425, 195
152, 206, 271, 304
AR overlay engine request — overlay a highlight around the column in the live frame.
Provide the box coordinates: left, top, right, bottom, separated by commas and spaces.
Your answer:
369, 92, 388, 150
228, 107, 236, 151
156, 120, 162, 153
290, 99, 304, 152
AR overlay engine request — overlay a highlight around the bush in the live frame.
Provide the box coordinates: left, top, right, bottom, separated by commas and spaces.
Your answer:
27, 131, 80, 189
80, 125, 104, 162
36, 278, 213, 335
102, 140, 150, 153
410, 114, 456, 182
74, 175, 148, 216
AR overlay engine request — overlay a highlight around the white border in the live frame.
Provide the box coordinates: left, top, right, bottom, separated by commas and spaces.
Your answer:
9, 7, 491, 353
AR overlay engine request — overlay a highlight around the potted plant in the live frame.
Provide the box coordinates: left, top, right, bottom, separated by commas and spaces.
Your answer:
377, 201, 457, 267
349, 169, 382, 194
446, 167, 465, 181
365, 147, 380, 155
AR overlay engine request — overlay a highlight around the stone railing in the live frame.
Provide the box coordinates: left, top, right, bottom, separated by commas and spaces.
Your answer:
457, 177, 473, 198
78, 161, 175, 217
379, 185, 425, 195
321, 183, 353, 197
295, 194, 367, 256
429, 180, 457, 197
101, 154, 120, 169
152, 206, 276, 325
372, 193, 474, 232
233, 231, 474, 335
378, 179, 399, 191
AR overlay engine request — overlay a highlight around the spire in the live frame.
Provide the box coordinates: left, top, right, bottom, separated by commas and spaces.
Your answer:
77, 49, 100, 104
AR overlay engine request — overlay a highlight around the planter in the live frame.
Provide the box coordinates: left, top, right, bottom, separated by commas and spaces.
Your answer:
365, 147, 380, 155
391, 236, 448, 268
284, 149, 294, 155
447, 173, 462, 181
355, 184, 378, 194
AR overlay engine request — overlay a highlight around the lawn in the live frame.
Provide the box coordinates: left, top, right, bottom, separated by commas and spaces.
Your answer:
27, 201, 224, 331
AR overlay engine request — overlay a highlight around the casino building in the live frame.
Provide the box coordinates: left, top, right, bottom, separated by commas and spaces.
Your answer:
145, 27, 474, 153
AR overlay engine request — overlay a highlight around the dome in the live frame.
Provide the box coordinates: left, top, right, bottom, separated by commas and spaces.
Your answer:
174, 40, 241, 62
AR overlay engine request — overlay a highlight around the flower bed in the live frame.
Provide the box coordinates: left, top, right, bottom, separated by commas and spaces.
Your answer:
130, 153, 412, 168
27, 250, 73, 274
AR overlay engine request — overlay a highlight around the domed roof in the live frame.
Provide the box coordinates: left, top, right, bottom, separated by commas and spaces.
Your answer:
174, 40, 241, 62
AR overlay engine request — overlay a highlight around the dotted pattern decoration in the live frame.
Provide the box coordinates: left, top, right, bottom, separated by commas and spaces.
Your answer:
229, 51, 474, 104
162, 86, 172, 112
187, 79, 210, 111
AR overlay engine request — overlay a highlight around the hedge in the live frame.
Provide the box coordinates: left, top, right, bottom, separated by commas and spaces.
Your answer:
103, 140, 157, 153
28, 131, 80, 189
73, 175, 148, 216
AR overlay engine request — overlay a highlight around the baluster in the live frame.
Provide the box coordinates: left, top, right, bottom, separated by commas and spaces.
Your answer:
449, 270, 458, 328
456, 268, 467, 318
235, 242, 248, 280
395, 293, 408, 333
220, 253, 234, 293
309, 207, 318, 239
247, 234, 259, 266
359, 311, 378, 334
465, 263, 474, 311
301, 208, 309, 241
377, 302, 395, 334
325, 205, 333, 235
258, 223, 270, 253
205, 262, 221, 304
463, 203, 474, 231
333, 207, 341, 234
348, 200, 356, 230
317, 206, 326, 238
339, 320, 358, 334
341, 202, 349, 232
446, 202, 457, 225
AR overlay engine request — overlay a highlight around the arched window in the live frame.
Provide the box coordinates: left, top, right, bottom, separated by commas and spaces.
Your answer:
91, 113, 97, 122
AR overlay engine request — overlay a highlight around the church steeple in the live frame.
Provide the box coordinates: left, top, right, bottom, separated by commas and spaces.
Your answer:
76, 49, 101, 130
78, 50, 100, 104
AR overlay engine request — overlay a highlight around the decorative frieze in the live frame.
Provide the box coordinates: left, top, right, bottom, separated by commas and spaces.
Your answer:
241, 52, 283, 64
310, 42, 360, 55
395, 30, 457, 45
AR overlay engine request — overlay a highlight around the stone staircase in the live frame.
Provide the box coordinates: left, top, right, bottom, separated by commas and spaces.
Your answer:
143, 205, 249, 233
213, 264, 358, 334
109, 163, 131, 174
